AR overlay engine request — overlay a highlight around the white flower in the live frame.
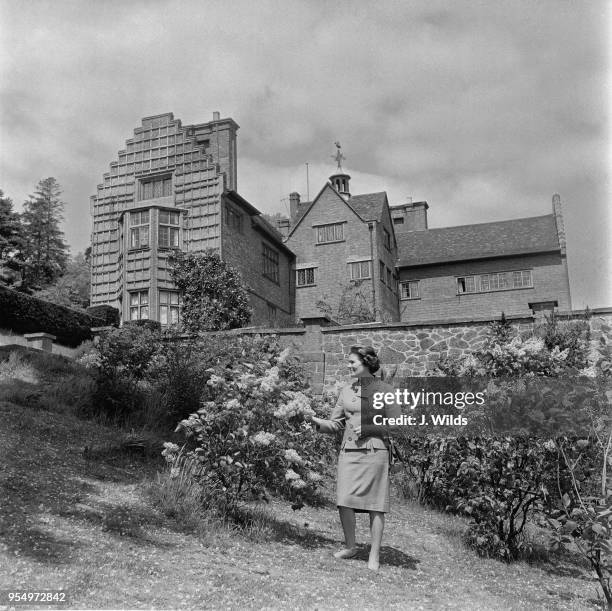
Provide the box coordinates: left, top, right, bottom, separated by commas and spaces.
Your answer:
274, 391, 315, 420
161, 442, 180, 462
225, 398, 241, 409
170, 467, 180, 479
543, 439, 557, 451
284, 448, 305, 465
290, 478, 307, 489
285, 468, 300, 481
306, 470, 323, 482
207, 374, 224, 388
277, 347, 292, 365
250, 431, 276, 446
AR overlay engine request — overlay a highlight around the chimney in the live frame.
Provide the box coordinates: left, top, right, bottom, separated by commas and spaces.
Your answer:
552, 193, 566, 256
276, 218, 291, 238
391, 200, 429, 233
212, 111, 220, 121
289, 192, 301, 223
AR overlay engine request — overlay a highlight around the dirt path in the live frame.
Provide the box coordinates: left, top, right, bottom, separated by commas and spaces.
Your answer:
0, 401, 601, 610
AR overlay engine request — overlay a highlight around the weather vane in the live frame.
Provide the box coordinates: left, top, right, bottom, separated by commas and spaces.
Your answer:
332, 141, 346, 171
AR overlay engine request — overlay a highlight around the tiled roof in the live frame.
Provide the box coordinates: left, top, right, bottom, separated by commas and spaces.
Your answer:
396, 214, 560, 267
347, 192, 387, 222
291, 189, 387, 230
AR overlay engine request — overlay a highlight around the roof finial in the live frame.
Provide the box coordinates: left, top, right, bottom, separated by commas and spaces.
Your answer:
332, 141, 346, 171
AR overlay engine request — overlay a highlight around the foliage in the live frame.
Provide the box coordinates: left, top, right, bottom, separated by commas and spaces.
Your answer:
20, 178, 70, 289
84, 325, 164, 424
168, 250, 251, 332
316, 280, 375, 325
402, 312, 612, 580
0, 284, 104, 346
86, 305, 120, 327
162, 336, 335, 513
31, 251, 91, 309
0, 189, 25, 283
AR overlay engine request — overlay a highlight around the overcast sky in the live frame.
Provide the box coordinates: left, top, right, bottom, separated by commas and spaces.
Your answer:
0, 0, 609, 308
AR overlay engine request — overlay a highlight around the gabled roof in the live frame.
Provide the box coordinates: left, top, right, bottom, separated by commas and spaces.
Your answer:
288, 183, 389, 238
396, 214, 560, 267
224, 190, 294, 257
348, 192, 387, 222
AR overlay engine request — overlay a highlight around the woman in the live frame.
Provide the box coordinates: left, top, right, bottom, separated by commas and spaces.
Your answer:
309, 346, 401, 571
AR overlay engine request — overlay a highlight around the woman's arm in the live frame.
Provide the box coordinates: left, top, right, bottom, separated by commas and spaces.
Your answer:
310, 388, 346, 434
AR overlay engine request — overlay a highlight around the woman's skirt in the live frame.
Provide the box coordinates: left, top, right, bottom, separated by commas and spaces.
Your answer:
336, 448, 390, 513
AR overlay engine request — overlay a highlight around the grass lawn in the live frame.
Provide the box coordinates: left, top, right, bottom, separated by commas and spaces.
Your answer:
0, 399, 603, 610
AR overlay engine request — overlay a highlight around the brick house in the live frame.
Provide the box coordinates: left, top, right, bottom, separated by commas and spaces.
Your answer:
285, 170, 399, 323
89, 112, 294, 327
395, 194, 572, 322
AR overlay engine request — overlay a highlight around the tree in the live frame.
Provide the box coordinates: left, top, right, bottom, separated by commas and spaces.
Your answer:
0, 189, 25, 284
20, 177, 69, 289
316, 280, 375, 324
168, 250, 251, 331
31, 251, 91, 309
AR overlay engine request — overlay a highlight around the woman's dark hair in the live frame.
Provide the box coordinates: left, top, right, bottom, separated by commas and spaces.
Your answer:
349, 345, 381, 375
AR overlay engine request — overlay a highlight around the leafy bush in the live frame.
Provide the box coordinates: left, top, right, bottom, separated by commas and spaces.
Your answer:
86, 305, 120, 327
0, 285, 104, 346
168, 251, 251, 331
162, 336, 336, 514
400, 313, 611, 567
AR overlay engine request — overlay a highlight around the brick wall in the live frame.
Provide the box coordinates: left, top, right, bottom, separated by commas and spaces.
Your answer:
221, 196, 294, 327
287, 184, 377, 321
398, 252, 571, 322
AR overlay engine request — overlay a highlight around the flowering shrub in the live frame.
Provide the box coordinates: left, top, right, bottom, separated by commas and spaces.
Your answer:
162, 336, 336, 512
400, 313, 611, 571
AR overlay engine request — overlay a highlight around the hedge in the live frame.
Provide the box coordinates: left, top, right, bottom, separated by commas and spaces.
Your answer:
0, 286, 105, 347
86, 304, 120, 327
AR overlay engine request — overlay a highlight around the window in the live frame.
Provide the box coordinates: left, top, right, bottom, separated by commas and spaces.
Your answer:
262, 243, 279, 283
393, 217, 404, 225
400, 281, 420, 300
159, 210, 180, 248
130, 210, 149, 248
140, 176, 172, 200
513, 270, 532, 288
297, 267, 316, 287
457, 270, 533, 294
386, 266, 392, 287
316, 223, 344, 244
348, 260, 371, 280
159, 290, 181, 325
379, 260, 386, 283
383, 228, 391, 250
225, 205, 242, 233
129, 290, 149, 320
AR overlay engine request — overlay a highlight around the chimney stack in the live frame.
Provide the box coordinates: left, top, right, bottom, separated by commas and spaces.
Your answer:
289, 192, 301, 223
552, 193, 566, 255
212, 111, 220, 121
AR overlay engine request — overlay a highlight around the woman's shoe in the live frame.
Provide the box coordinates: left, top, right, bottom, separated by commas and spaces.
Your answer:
333, 547, 358, 559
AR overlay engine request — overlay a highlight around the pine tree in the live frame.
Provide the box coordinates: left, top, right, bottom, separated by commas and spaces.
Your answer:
21, 178, 70, 288
0, 189, 25, 283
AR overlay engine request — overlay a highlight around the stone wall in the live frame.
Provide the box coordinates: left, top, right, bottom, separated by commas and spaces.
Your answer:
321, 308, 612, 389
191, 307, 612, 396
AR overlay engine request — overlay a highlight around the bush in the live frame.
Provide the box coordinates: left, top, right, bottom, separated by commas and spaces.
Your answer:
86, 305, 120, 327
0, 285, 104, 346
162, 336, 336, 514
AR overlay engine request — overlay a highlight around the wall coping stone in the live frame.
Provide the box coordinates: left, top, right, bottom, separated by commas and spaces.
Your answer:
321, 314, 535, 332
24, 332, 56, 340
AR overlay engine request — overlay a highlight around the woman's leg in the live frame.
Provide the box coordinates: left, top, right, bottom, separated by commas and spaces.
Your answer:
334, 506, 357, 557
368, 511, 384, 570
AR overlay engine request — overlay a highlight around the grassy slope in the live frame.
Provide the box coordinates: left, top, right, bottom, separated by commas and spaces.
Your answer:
0, 352, 603, 610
